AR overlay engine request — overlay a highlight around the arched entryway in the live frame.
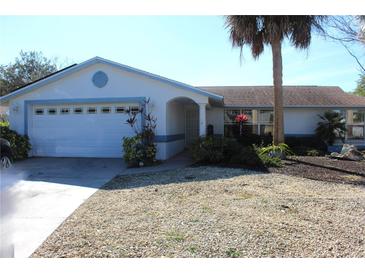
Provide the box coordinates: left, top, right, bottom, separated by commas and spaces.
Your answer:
164, 97, 206, 158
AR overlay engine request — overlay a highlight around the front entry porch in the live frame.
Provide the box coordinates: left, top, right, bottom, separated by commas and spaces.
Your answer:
161, 97, 207, 159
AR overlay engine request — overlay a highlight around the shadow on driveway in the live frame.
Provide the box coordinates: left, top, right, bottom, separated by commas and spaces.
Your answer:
2, 157, 125, 188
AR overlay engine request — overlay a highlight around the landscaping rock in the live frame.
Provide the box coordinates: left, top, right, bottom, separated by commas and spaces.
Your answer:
343, 148, 364, 161
330, 152, 344, 159
340, 144, 356, 154
330, 144, 364, 161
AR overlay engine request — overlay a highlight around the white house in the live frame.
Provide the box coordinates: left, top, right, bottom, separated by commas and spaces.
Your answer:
0, 57, 364, 159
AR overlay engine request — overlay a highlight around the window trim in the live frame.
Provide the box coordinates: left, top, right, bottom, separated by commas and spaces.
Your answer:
115, 106, 126, 113
101, 106, 111, 114
60, 107, 70, 114
47, 108, 57, 115
73, 107, 84, 114
130, 106, 140, 114
34, 108, 44, 115
87, 107, 97, 114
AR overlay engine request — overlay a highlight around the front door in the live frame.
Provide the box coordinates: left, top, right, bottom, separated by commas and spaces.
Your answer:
185, 105, 199, 146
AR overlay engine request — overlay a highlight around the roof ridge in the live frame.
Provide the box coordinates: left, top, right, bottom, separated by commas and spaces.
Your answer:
197, 85, 340, 88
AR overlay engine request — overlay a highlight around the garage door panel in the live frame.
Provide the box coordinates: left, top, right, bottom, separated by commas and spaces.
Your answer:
30, 103, 139, 158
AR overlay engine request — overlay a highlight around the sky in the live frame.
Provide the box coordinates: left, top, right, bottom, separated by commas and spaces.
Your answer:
0, 16, 363, 92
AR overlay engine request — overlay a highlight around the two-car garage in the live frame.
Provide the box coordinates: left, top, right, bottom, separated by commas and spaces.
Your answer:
28, 102, 141, 158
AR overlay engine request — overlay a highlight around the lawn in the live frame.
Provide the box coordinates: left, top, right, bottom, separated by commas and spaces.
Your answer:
32, 166, 365, 258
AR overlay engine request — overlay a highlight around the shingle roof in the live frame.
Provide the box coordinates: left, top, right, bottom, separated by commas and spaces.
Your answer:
198, 86, 365, 108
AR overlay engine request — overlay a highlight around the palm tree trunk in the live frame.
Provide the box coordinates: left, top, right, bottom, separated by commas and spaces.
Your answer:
271, 39, 285, 145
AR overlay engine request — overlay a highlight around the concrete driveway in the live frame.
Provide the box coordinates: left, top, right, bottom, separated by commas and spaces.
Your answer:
0, 157, 124, 258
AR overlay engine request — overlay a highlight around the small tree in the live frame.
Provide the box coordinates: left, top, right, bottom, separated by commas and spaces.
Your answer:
354, 73, 365, 97
0, 51, 58, 96
315, 110, 346, 145
123, 98, 157, 167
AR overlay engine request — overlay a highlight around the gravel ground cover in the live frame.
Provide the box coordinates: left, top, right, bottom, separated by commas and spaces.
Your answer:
32, 167, 365, 258
270, 156, 365, 186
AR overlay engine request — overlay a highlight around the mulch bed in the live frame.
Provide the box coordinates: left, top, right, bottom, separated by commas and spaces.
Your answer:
270, 156, 365, 186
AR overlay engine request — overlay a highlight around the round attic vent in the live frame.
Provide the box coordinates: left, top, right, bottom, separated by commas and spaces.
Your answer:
92, 71, 108, 88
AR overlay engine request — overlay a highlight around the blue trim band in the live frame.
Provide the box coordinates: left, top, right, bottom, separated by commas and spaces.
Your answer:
328, 144, 365, 153
285, 134, 316, 137
24, 97, 146, 136
155, 134, 185, 143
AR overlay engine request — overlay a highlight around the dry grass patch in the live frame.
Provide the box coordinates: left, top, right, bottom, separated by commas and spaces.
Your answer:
32, 167, 365, 258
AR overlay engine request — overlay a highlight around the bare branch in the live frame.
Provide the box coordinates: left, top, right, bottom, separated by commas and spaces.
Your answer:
341, 42, 365, 73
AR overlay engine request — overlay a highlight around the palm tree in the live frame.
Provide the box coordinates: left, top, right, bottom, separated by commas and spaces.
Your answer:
225, 16, 326, 145
315, 110, 346, 146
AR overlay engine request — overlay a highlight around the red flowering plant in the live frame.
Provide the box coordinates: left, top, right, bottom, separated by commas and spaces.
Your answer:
235, 113, 249, 136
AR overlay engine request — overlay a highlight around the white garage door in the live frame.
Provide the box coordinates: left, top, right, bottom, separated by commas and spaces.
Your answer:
29, 103, 140, 158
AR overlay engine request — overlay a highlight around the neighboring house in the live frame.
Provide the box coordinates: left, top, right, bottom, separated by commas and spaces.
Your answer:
0, 57, 364, 159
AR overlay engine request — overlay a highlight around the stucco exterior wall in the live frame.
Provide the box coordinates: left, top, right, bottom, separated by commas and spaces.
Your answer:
166, 101, 185, 136
284, 108, 324, 135
206, 107, 224, 135
6, 62, 210, 160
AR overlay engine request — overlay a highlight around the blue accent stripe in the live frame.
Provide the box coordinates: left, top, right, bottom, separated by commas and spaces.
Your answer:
285, 134, 316, 137
155, 134, 185, 143
24, 97, 145, 136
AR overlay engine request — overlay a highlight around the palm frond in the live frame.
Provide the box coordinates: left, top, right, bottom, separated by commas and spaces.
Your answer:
225, 15, 327, 59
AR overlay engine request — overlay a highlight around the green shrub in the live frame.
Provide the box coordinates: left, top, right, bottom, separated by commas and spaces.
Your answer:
0, 121, 9, 127
285, 136, 327, 152
0, 125, 31, 160
228, 145, 263, 166
123, 98, 157, 167
290, 145, 325, 156
122, 134, 157, 167
306, 149, 321, 157
222, 138, 244, 161
190, 137, 288, 168
190, 136, 225, 164
258, 143, 293, 159
236, 133, 272, 147
258, 154, 282, 167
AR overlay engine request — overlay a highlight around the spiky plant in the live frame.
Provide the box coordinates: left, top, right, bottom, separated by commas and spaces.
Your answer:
315, 110, 346, 145
225, 16, 326, 145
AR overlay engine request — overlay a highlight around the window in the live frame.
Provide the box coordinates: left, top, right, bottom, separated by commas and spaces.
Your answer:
130, 106, 140, 114
35, 108, 44, 115
352, 110, 365, 123
115, 106, 125, 113
60, 108, 70, 114
87, 107, 97, 114
224, 109, 240, 124
224, 108, 258, 137
347, 110, 365, 139
101, 107, 111, 113
259, 110, 273, 136
74, 107, 83, 114
48, 108, 57, 115
259, 110, 274, 124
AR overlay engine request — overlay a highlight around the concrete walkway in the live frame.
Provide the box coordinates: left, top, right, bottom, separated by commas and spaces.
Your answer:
0, 153, 192, 257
